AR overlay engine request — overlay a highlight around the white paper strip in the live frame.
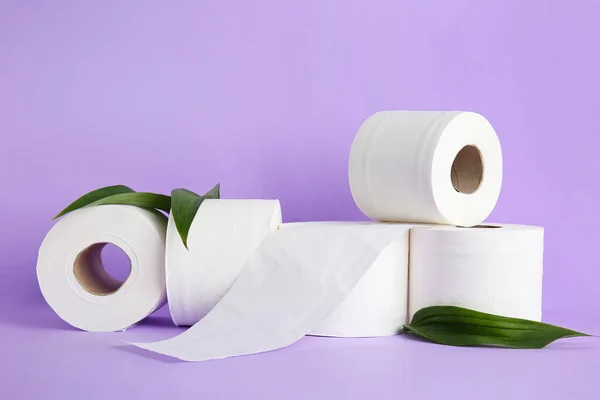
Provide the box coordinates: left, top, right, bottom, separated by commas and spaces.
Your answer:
130, 222, 413, 361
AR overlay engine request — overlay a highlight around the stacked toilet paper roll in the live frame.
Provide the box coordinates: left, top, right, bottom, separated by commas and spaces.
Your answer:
409, 224, 544, 322
349, 111, 502, 226
36, 109, 544, 362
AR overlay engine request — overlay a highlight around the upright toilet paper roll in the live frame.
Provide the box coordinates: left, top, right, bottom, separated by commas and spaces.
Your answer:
166, 199, 282, 326
304, 222, 409, 337
349, 111, 503, 227
36, 205, 167, 332
409, 224, 544, 322
130, 222, 413, 361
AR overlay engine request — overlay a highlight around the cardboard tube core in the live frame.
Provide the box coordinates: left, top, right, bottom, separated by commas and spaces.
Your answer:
451, 145, 483, 194
73, 243, 131, 296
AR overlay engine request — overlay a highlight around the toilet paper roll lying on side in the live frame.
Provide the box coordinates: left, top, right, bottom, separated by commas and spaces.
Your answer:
409, 224, 544, 322
166, 199, 282, 326
130, 222, 413, 361
349, 111, 503, 227
37, 205, 167, 332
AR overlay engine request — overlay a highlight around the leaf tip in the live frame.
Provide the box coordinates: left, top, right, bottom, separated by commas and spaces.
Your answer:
209, 182, 221, 198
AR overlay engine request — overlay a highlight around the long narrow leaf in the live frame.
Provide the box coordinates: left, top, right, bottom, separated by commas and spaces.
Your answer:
403, 306, 591, 349
87, 192, 172, 213
171, 183, 220, 249
53, 185, 134, 219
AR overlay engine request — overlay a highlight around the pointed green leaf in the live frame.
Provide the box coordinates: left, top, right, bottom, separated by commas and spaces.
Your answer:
403, 306, 591, 349
53, 185, 134, 219
87, 192, 172, 213
171, 183, 220, 249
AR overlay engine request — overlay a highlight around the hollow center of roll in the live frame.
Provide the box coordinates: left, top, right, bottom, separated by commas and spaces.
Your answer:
73, 243, 131, 296
451, 145, 483, 194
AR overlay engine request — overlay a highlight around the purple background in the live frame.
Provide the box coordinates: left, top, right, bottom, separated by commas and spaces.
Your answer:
1, 1, 599, 398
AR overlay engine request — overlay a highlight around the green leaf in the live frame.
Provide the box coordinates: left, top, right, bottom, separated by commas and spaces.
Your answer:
171, 183, 220, 249
402, 306, 591, 349
53, 185, 134, 219
87, 192, 172, 213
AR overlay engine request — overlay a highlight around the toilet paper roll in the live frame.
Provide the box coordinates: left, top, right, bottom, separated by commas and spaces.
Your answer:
36, 205, 167, 332
408, 224, 544, 322
166, 199, 282, 326
349, 111, 503, 227
130, 222, 413, 361
305, 223, 409, 337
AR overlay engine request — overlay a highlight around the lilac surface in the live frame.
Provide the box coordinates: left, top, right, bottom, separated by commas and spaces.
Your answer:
1, 1, 599, 398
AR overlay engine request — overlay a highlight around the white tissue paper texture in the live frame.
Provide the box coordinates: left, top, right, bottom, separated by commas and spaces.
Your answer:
349, 111, 503, 227
300, 223, 410, 337
36, 205, 167, 332
166, 199, 282, 326
130, 222, 414, 361
409, 224, 544, 322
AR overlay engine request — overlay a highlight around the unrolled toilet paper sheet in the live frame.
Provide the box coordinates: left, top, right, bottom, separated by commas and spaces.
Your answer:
130, 222, 414, 361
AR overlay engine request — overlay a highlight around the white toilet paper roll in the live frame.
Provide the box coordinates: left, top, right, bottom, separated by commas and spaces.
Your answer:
305, 223, 409, 337
130, 222, 413, 361
349, 111, 503, 227
409, 224, 544, 322
36, 205, 167, 332
166, 199, 282, 326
